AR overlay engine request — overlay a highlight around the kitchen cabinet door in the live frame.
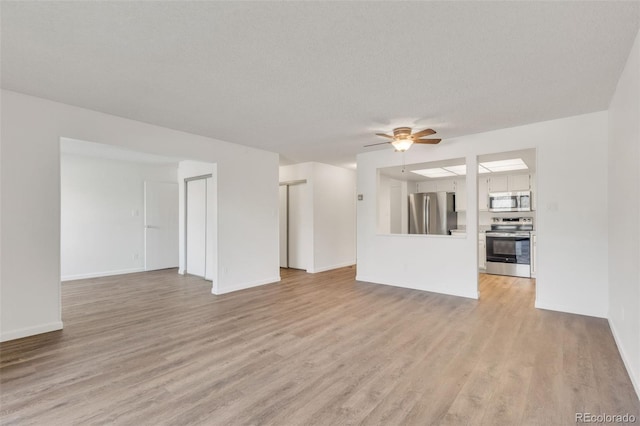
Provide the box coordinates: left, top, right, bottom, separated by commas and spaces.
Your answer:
417, 181, 437, 193
530, 234, 537, 277
479, 236, 486, 270
478, 177, 489, 211
509, 174, 530, 191
455, 179, 466, 212
530, 173, 537, 211
488, 175, 508, 192
437, 179, 456, 192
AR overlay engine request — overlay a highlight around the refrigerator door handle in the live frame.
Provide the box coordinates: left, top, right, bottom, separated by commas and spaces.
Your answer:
425, 196, 430, 234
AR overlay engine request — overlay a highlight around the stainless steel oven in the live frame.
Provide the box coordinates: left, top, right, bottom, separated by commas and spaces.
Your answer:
485, 217, 533, 278
485, 231, 531, 278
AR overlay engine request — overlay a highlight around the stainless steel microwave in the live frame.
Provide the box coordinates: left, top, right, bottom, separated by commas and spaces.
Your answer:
488, 191, 532, 212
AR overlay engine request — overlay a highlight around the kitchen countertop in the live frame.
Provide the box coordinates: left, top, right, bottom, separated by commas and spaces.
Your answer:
449, 227, 491, 234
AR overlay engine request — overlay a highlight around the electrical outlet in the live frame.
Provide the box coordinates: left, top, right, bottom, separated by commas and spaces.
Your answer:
133, 253, 139, 260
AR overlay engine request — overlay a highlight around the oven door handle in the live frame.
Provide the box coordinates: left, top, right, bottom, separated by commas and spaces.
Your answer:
487, 232, 516, 237
487, 232, 530, 238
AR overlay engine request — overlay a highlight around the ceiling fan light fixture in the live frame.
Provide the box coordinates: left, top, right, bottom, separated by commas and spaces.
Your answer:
391, 138, 413, 152
365, 127, 439, 151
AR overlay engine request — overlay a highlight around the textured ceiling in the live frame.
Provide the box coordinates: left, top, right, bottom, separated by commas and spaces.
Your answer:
2, 1, 639, 168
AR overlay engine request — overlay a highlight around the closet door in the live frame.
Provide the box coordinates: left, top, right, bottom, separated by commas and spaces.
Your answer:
186, 179, 207, 277
279, 185, 288, 268
287, 183, 307, 270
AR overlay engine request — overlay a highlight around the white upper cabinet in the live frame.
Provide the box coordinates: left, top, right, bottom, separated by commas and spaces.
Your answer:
416, 181, 437, 193
488, 174, 531, 193
436, 179, 456, 192
530, 173, 537, 211
478, 177, 489, 211
416, 179, 456, 193
508, 174, 531, 191
488, 175, 508, 192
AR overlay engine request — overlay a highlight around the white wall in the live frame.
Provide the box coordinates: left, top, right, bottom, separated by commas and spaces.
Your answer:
279, 162, 356, 273
0, 90, 280, 341
377, 173, 391, 234
608, 28, 640, 397
377, 174, 408, 234
357, 111, 609, 316
389, 179, 408, 234
61, 154, 177, 280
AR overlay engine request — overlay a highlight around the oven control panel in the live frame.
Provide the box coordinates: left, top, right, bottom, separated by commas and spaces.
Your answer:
490, 216, 533, 231
492, 217, 533, 225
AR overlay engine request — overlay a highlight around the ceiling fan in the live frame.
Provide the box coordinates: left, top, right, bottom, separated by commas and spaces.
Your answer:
365, 127, 441, 152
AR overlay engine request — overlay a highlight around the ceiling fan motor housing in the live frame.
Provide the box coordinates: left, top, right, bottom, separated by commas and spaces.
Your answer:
393, 127, 413, 139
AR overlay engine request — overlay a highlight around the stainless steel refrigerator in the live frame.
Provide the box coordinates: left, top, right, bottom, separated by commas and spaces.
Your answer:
408, 192, 457, 235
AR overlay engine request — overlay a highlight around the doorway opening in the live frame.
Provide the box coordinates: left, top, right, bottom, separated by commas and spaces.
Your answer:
60, 138, 181, 281
476, 148, 537, 303
59, 138, 217, 293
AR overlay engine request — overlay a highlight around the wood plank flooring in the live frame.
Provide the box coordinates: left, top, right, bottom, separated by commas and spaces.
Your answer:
1, 268, 638, 425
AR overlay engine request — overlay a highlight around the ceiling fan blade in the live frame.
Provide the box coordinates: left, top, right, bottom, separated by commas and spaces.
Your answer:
411, 128, 436, 138
364, 141, 392, 147
413, 138, 442, 144
375, 133, 394, 139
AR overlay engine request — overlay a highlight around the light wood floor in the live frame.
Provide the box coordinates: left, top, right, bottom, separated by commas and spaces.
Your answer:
1, 268, 638, 425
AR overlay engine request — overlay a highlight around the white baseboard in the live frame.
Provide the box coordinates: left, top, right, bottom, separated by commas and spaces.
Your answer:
214, 276, 281, 295
61, 267, 145, 281
308, 261, 355, 274
608, 318, 640, 400
355, 275, 478, 300
1, 321, 64, 342
534, 300, 606, 319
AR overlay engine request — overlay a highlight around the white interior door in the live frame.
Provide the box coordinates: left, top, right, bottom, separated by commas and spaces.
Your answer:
279, 185, 288, 268
204, 177, 215, 281
288, 183, 307, 270
186, 178, 207, 277
144, 181, 179, 271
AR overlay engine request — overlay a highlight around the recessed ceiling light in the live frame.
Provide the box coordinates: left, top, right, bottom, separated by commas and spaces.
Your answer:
411, 168, 456, 178
410, 162, 523, 178
480, 158, 528, 172
442, 165, 466, 175
485, 164, 528, 172
440, 165, 492, 175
